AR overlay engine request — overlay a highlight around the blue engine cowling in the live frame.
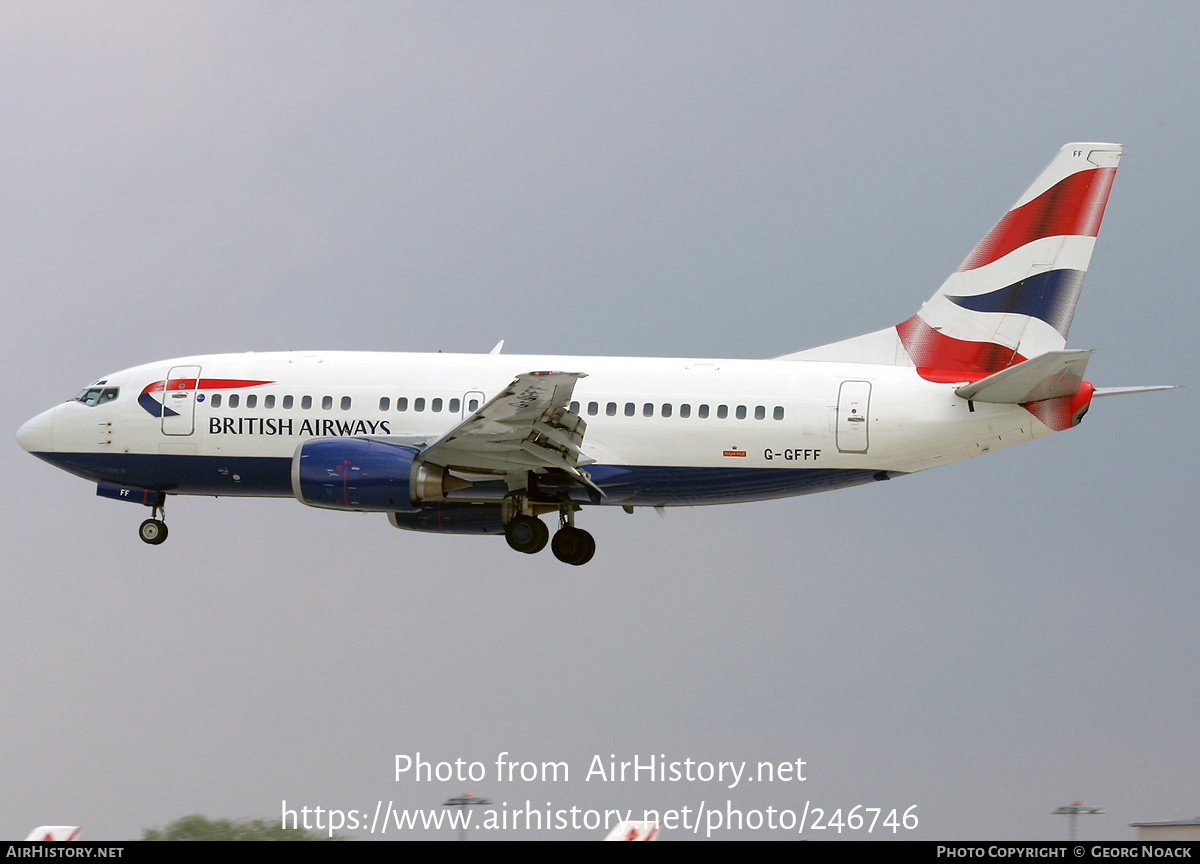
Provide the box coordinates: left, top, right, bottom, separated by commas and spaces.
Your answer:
292, 438, 421, 511
388, 503, 507, 535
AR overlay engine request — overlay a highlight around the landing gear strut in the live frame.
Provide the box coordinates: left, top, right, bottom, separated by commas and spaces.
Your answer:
138, 495, 168, 545
550, 508, 595, 566
503, 501, 596, 565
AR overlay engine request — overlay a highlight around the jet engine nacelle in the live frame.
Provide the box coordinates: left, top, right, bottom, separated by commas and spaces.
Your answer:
388, 503, 507, 535
291, 438, 423, 511
292, 437, 476, 511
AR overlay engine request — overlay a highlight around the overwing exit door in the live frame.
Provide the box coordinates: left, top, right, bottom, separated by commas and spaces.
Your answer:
462, 390, 485, 418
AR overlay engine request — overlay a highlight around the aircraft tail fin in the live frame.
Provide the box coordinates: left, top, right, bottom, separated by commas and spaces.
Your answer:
780, 143, 1122, 379
24, 827, 80, 842
603, 821, 660, 841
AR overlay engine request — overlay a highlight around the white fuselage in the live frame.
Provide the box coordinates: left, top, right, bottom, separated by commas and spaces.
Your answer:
20, 350, 1051, 508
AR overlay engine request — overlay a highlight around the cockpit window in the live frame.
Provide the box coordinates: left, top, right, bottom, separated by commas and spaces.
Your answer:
73, 387, 119, 407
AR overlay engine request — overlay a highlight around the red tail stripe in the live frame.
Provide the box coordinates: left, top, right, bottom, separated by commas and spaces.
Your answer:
957, 167, 1116, 272
896, 315, 1027, 383
1024, 381, 1094, 431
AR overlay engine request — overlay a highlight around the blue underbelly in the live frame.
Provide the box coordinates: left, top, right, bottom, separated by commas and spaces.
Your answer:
31, 451, 900, 506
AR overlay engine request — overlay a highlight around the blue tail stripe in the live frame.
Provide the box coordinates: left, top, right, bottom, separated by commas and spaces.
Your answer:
29, 451, 904, 506
946, 268, 1084, 337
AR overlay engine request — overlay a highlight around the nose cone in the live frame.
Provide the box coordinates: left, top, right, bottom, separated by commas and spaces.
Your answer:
17, 406, 55, 454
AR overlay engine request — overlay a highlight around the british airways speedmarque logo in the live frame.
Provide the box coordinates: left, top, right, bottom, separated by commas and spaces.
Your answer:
138, 378, 273, 417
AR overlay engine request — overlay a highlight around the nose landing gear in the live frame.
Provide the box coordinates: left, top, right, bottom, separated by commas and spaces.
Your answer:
138, 495, 168, 545
139, 518, 168, 545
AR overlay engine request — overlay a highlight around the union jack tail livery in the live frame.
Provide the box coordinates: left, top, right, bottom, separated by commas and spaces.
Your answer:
782, 143, 1130, 431
903, 142, 1121, 383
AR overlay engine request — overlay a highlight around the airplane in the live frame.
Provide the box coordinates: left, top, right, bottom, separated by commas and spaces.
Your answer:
24, 827, 81, 841
603, 820, 660, 840
17, 143, 1172, 566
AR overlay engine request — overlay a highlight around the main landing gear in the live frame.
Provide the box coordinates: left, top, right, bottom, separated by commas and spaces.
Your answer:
504, 506, 595, 566
550, 523, 595, 566
138, 496, 169, 545
504, 514, 548, 555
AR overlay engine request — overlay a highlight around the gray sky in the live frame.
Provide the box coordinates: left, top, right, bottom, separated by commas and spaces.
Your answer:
3, 1, 1197, 841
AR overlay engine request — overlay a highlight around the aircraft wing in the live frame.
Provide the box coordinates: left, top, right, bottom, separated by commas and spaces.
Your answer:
418, 371, 600, 495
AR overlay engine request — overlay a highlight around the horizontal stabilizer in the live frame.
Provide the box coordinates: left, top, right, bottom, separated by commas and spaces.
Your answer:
954, 350, 1091, 403
1093, 385, 1178, 397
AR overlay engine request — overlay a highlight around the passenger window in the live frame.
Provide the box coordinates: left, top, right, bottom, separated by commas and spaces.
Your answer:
211, 394, 222, 408
432, 398, 443, 412
468, 398, 479, 411
397, 397, 408, 412
717, 405, 728, 419
773, 406, 785, 420
606, 402, 617, 416
449, 398, 460, 412
265, 395, 275, 409
322, 396, 332, 410
625, 402, 635, 417
283, 395, 293, 409
755, 405, 765, 420
229, 394, 240, 408
570, 401, 580, 414
380, 397, 390, 411
735, 405, 746, 420
342, 396, 352, 410
699, 404, 710, 418
643, 403, 653, 417
246, 395, 257, 408
301, 396, 312, 410
680, 404, 691, 418
588, 401, 598, 416
661, 404, 672, 417
415, 398, 426, 412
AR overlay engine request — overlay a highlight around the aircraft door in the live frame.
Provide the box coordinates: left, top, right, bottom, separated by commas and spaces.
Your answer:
836, 380, 871, 453
462, 390, 485, 418
161, 365, 201, 436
